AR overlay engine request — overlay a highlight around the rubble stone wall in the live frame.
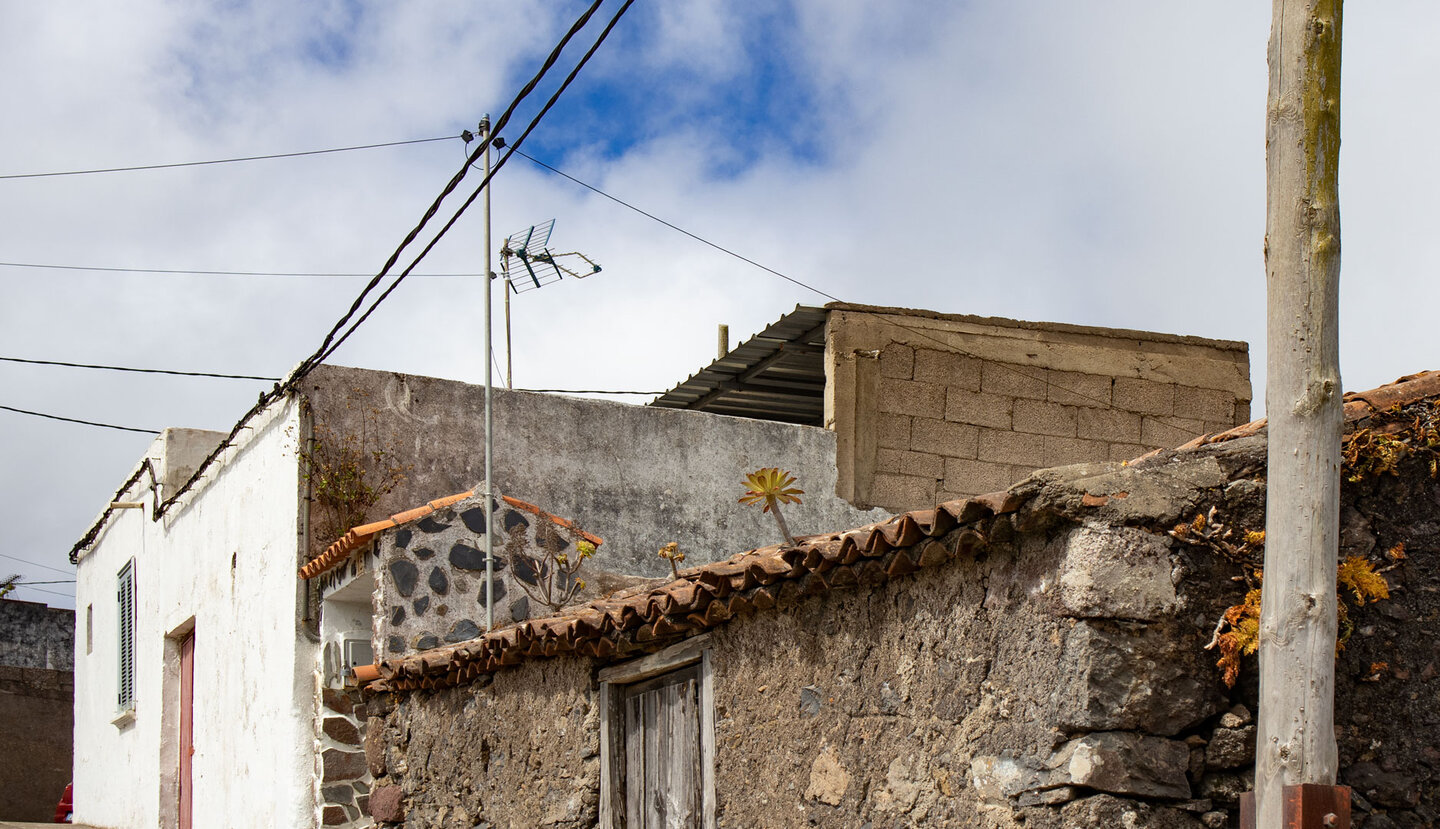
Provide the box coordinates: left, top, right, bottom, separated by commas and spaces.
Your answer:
0, 665, 73, 822
371, 424, 1440, 829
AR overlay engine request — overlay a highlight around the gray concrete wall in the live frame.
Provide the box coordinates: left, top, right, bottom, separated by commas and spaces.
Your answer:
825, 304, 1252, 510
0, 599, 73, 671
302, 366, 888, 578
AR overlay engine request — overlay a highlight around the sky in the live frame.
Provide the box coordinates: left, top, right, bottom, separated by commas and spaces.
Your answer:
4, 1, 1437, 609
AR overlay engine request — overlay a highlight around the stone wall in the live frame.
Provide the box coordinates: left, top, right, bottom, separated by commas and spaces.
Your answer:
317, 686, 373, 827
375, 492, 620, 660
0, 598, 74, 671
825, 304, 1251, 510
369, 399, 1440, 828
0, 665, 73, 821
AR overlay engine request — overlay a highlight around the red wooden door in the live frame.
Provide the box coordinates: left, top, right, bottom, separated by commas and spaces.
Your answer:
179, 632, 195, 829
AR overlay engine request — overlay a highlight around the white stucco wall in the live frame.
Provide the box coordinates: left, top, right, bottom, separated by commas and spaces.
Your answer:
73, 399, 316, 828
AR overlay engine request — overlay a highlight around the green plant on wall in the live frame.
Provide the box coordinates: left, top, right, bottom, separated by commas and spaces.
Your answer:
740, 467, 804, 546
299, 392, 408, 546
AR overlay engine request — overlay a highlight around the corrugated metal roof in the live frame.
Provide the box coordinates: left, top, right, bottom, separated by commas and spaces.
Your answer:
649, 305, 829, 425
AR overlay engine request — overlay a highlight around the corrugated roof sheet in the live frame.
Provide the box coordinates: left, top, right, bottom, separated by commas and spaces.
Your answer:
649, 305, 829, 425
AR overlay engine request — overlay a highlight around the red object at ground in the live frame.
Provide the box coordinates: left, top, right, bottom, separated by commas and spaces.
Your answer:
53, 782, 72, 822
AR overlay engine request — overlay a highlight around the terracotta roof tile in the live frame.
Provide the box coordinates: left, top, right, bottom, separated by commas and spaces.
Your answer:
297, 490, 474, 580
298, 491, 604, 581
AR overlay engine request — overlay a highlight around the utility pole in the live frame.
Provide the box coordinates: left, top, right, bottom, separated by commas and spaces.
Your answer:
481, 115, 496, 631
1253, 1, 1346, 827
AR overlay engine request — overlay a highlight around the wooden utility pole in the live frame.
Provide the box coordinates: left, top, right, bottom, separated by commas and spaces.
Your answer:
1255, 1, 1345, 827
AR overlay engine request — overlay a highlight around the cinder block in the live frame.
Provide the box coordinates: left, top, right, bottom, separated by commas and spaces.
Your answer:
880, 343, 915, 379
1113, 378, 1175, 416
1042, 435, 1108, 467
876, 447, 944, 480
878, 377, 946, 419
1077, 408, 1143, 443
944, 457, 1030, 495
980, 361, 1048, 400
1173, 385, 1235, 422
869, 472, 938, 510
910, 417, 979, 459
1108, 442, 1150, 462
1141, 415, 1205, 448
913, 349, 982, 391
1012, 400, 1079, 438
1047, 370, 1113, 409
978, 427, 1045, 467
945, 390, 1013, 430
876, 413, 911, 450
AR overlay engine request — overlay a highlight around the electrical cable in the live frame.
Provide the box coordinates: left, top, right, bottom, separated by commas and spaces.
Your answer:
0, 551, 73, 575
289, 0, 607, 382
311, 0, 635, 369
511, 149, 1190, 420
0, 356, 277, 381
0, 261, 480, 278
517, 388, 663, 395
14, 579, 76, 586
11, 585, 73, 598
97, 0, 624, 562
0, 403, 160, 435
0, 135, 455, 181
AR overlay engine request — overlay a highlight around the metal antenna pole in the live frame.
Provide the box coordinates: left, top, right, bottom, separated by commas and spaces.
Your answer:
505, 287, 513, 389
481, 116, 495, 631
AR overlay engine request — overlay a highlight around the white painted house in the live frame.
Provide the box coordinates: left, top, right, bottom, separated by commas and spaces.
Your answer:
72, 403, 315, 828
70, 364, 881, 828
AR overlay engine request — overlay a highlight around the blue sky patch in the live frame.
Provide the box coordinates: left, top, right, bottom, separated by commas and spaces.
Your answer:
508, 2, 833, 179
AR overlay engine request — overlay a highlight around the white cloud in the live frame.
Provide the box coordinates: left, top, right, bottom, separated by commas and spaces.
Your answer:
4, 1, 1436, 606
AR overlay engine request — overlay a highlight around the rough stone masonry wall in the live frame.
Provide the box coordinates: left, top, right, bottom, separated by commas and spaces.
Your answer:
369, 418, 1440, 829
316, 686, 374, 827
376, 492, 635, 661
0, 665, 74, 822
368, 518, 1232, 828
825, 306, 1252, 511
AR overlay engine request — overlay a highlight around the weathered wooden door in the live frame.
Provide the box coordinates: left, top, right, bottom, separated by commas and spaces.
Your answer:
622, 664, 703, 828
179, 631, 195, 829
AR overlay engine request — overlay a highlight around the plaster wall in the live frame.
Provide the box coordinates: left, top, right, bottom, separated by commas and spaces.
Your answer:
825, 305, 1252, 510
0, 598, 74, 670
0, 665, 72, 821
303, 366, 888, 577
73, 408, 316, 828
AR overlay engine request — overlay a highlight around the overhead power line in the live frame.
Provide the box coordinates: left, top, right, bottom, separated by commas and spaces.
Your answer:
15, 579, 76, 586
0, 261, 480, 278
513, 149, 1207, 423
0, 356, 278, 381
68, 0, 634, 566
308, 0, 635, 371
0, 135, 456, 181
0, 551, 73, 575
0, 403, 160, 435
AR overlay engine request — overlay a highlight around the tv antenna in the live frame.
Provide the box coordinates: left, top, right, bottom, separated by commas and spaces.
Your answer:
497, 219, 601, 387
500, 219, 601, 293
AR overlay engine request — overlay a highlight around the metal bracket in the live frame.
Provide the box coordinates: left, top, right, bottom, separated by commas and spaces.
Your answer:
1240, 784, 1351, 828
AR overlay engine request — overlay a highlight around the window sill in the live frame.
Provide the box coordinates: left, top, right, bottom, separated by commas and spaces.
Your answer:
111, 708, 136, 729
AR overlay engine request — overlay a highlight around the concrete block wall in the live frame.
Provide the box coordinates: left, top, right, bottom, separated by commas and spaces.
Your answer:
826, 305, 1251, 511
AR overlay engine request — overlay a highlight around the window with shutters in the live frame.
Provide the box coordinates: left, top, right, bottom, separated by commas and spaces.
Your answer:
117, 559, 136, 713
599, 637, 716, 829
